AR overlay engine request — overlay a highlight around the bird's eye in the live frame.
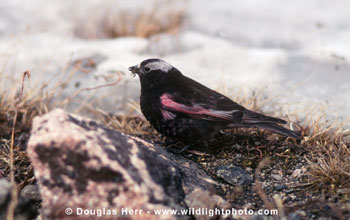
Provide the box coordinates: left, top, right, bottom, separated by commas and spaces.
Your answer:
144, 67, 151, 72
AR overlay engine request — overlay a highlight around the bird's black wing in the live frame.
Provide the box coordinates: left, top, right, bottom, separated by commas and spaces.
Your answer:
160, 75, 246, 122
162, 74, 287, 124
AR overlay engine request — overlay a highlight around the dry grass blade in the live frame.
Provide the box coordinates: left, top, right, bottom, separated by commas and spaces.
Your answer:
6, 70, 30, 220
299, 106, 350, 191
306, 142, 350, 190
75, 3, 185, 39
253, 158, 277, 211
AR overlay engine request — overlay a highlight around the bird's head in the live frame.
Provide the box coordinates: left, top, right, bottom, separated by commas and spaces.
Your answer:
129, 58, 180, 91
129, 58, 174, 76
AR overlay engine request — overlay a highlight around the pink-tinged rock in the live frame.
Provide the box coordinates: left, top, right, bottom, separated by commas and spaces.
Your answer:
27, 109, 225, 220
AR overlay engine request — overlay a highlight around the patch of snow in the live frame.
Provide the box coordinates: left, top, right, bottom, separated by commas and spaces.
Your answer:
0, 0, 349, 120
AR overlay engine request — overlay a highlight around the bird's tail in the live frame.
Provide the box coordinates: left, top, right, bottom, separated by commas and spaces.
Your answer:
253, 122, 301, 139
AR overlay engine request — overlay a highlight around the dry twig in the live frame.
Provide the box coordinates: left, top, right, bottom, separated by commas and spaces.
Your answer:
6, 70, 30, 220
60, 71, 122, 107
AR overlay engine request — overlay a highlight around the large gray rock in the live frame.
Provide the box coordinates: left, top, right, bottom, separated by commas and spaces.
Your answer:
27, 109, 226, 219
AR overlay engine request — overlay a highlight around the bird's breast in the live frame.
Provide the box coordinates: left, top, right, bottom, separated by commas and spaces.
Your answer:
140, 93, 167, 126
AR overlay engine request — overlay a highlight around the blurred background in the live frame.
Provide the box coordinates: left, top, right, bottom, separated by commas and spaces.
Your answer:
0, 0, 349, 121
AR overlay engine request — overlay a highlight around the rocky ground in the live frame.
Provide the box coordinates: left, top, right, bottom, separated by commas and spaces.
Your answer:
0, 109, 348, 220
1, 0, 350, 119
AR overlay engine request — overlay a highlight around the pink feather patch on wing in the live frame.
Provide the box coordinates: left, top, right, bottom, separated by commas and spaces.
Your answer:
161, 109, 176, 120
160, 93, 233, 121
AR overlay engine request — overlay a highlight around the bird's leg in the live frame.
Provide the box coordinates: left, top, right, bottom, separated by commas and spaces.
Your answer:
168, 144, 192, 154
178, 145, 190, 153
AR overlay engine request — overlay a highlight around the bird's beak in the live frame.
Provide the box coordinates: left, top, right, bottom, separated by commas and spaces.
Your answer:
128, 65, 139, 77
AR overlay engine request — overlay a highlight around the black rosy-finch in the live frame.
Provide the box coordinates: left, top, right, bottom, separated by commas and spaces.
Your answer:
129, 58, 301, 145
